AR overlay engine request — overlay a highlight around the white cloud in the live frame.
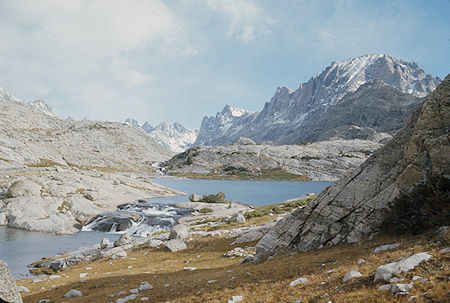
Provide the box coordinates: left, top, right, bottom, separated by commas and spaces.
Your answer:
201, 0, 269, 44
182, 46, 200, 56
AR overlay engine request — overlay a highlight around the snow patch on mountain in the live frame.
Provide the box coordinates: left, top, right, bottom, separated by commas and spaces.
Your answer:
125, 119, 198, 153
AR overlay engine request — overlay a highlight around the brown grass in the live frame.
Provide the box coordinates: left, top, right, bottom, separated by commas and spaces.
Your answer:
19, 232, 449, 303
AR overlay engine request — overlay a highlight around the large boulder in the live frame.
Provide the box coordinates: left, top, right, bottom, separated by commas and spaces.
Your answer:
169, 224, 189, 239
6, 179, 41, 198
253, 74, 450, 262
0, 260, 23, 303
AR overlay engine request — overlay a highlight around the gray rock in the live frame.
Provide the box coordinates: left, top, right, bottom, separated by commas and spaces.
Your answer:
373, 243, 400, 253
374, 252, 432, 282
117, 294, 138, 303
6, 179, 41, 198
16, 286, 30, 293
289, 277, 309, 286
227, 295, 244, 303
64, 289, 83, 297
164, 238, 187, 252
0, 260, 23, 303
129, 289, 139, 294
439, 247, 450, 253
169, 224, 189, 239
230, 213, 246, 224
148, 239, 163, 248
189, 194, 202, 202
253, 76, 450, 262
342, 270, 362, 282
377, 284, 392, 291
114, 232, 132, 247
100, 237, 110, 249
391, 283, 413, 294
139, 282, 153, 291
111, 251, 127, 259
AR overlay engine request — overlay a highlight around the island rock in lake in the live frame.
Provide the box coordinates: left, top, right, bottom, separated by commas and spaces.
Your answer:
253, 74, 450, 262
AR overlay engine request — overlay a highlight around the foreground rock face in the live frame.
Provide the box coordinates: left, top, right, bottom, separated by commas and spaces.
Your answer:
253, 74, 450, 262
0, 260, 23, 303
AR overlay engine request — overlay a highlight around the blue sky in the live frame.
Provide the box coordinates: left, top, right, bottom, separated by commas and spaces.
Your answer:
0, 0, 449, 128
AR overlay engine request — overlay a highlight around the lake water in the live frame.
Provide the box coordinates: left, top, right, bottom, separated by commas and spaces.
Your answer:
0, 178, 332, 277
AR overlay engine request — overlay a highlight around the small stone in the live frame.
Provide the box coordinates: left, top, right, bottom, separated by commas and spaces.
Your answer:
289, 277, 309, 286
207, 280, 217, 283
378, 284, 392, 291
118, 291, 127, 296
79, 273, 89, 278
111, 251, 128, 259
227, 296, 244, 303
49, 274, 61, 279
439, 247, 450, 253
128, 266, 133, 269
412, 275, 422, 281
183, 267, 198, 271
129, 289, 139, 294
32, 279, 43, 283
373, 243, 400, 253
391, 283, 413, 294
64, 289, 83, 297
139, 283, 153, 291
38, 300, 50, 303
116, 294, 138, 303
320, 281, 326, 286
17, 285, 30, 292
357, 259, 366, 265
141, 298, 150, 301
343, 270, 362, 282
408, 296, 417, 302
85, 267, 93, 270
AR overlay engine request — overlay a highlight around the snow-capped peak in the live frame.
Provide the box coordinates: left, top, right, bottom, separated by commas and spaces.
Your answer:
125, 118, 141, 128
221, 104, 255, 117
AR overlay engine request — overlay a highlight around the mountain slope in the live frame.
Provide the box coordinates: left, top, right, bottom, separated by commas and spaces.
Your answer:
195, 54, 440, 146
0, 87, 56, 117
253, 73, 450, 262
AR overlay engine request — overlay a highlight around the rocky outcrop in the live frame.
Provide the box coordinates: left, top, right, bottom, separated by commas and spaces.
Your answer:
194, 54, 440, 146
0, 260, 23, 303
253, 74, 450, 262
163, 139, 383, 181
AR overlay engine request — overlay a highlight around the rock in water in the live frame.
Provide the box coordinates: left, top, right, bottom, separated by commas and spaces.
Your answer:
0, 260, 23, 303
189, 194, 202, 202
253, 74, 450, 263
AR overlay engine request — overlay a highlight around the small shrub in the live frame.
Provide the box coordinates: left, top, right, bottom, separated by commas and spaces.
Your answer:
383, 176, 450, 235
200, 192, 226, 203
199, 208, 213, 213
300, 155, 321, 161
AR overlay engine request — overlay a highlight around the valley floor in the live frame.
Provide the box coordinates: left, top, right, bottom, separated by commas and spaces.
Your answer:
18, 228, 449, 302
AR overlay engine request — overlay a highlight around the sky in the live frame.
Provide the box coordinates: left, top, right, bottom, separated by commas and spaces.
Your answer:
0, 0, 449, 128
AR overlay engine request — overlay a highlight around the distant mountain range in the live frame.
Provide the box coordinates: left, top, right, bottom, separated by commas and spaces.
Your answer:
194, 54, 441, 146
124, 118, 198, 154
0, 87, 55, 117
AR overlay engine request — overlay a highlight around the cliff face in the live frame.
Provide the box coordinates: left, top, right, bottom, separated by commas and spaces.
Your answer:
253, 74, 450, 263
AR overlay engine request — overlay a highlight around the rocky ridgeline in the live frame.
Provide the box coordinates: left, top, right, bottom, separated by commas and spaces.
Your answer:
194, 54, 439, 146
0, 91, 180, 234
253, 74, 450, 262
162, 139, 382, 181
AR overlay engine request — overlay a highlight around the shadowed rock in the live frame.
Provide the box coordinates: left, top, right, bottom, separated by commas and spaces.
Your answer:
253, 74, 450, 263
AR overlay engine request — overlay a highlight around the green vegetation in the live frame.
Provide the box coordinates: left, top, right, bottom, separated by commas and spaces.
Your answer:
152, 230, 170, 236
383, 176, 450, 235
57, 201, 72, 213
199, 207, 214, 213
244, 195, 317, 219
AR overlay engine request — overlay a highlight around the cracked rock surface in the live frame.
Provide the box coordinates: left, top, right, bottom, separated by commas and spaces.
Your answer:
253, 74, 450, 262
